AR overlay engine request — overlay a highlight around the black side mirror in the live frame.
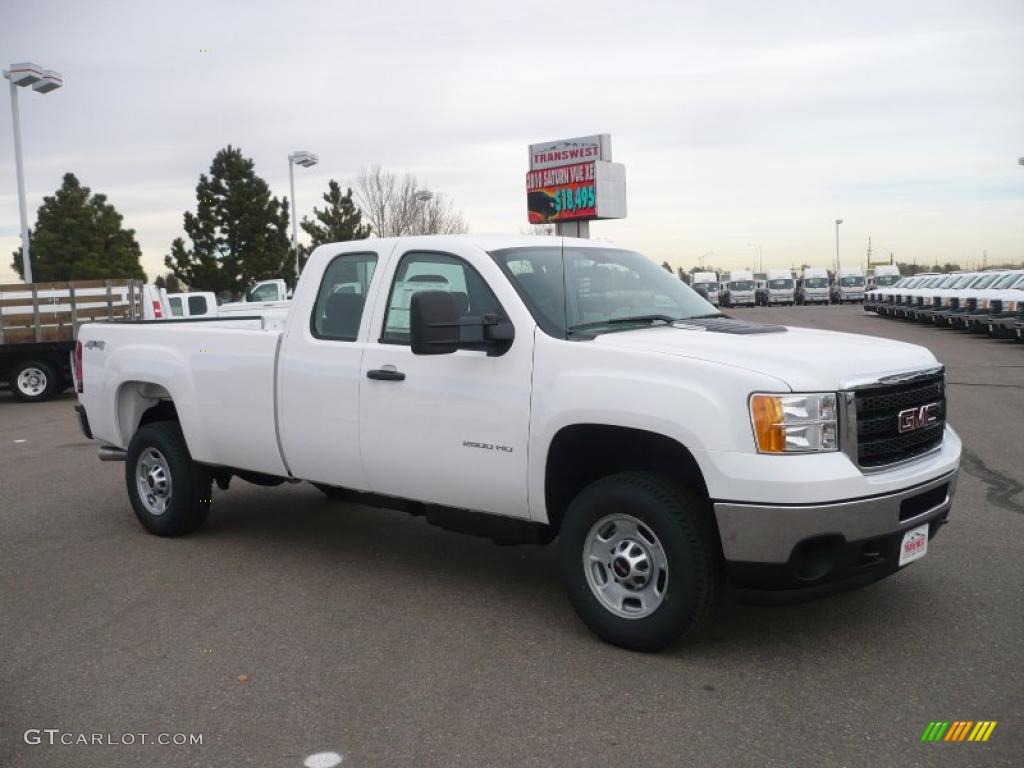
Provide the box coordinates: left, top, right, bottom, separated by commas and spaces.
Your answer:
410, 290, 460, 355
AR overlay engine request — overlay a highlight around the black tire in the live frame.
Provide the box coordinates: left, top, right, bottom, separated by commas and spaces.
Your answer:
126, 421, 212, 536
559, 472, 722, 651
9, 359, 60, 402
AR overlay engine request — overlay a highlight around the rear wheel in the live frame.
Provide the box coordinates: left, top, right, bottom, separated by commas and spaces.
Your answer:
559, 472, 721, 651
126, 421, 212, 536
9, 359, 59, 402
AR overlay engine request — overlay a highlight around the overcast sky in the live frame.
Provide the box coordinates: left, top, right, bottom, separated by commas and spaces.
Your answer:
2, 0, 1022, 281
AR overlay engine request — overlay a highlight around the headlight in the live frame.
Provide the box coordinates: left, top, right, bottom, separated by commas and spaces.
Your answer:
1007, 300, 1018, 313
980, 299, 991, 310
750, 393, 839, 454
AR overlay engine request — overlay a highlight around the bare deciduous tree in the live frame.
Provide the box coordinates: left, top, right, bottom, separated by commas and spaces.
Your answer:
354, 166, 468, 237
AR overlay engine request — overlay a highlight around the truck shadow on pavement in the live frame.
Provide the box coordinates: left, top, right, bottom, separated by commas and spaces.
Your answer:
187, 483, 940, 660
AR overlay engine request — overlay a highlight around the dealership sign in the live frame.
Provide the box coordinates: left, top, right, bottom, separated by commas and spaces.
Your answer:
529, 134, 612, 171
526, 134, 626, 224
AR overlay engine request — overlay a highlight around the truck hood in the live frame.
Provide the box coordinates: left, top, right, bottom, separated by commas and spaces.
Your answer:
592, 323, 938, 391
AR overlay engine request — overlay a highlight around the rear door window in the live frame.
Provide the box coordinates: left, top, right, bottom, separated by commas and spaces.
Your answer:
311, 253, 378, 341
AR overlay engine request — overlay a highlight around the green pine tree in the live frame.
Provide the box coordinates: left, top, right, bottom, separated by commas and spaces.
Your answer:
10, 173, 147, 282
165, 146, 291, 295
297, 180, 371, 270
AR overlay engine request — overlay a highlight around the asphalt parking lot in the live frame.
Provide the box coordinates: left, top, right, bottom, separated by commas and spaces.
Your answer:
1, 304, 1021, 768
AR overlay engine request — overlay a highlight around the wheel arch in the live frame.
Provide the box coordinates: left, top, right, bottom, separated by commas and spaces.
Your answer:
543, 423, 713, 534
115, 381, 178, 447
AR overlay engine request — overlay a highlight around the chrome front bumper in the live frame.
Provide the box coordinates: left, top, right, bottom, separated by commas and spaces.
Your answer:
713, 468, 958, 564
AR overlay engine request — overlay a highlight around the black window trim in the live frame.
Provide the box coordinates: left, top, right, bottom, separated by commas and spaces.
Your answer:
309, 250, 379, 342
378, 248, 510, 346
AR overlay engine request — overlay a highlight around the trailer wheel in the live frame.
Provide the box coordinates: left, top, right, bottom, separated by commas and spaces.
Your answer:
126, 421, 212, 536
559, 472, 721, 651
9, 359, 60, 402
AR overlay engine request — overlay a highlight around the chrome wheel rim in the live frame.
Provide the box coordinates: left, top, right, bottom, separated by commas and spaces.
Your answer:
17, 367, 47, 397
136, 448, 172, 516
583, 513, 668, 619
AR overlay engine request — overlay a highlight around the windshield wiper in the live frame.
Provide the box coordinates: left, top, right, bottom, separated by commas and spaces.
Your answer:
679, 313, 724, 320
568, 314, 678, 333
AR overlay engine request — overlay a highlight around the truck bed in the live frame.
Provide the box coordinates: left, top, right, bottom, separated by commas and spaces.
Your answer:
77, 317, 288, 477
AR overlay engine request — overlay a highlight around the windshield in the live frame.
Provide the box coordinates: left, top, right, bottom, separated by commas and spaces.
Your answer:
694, 281, 718, 290
768, 279, 793, 289
993, 273, 1022, 289
839, 276, 864, 286
973, 274, 1001, 289
875, 274, 900, 286
730, 281, 754, 291
805, 278, 828, 288
489, 246, 719, 336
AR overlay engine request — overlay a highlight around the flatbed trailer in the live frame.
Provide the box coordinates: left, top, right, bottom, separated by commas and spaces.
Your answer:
0, 279, 143, 401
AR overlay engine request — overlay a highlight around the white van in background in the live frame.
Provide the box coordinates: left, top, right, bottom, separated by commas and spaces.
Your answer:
722, 270, 755, 307
766, 269, 796, 305
799, 267, 831, 305
869, 265, 901, 290
691, 271, 720, 305
833, 267, 866, 303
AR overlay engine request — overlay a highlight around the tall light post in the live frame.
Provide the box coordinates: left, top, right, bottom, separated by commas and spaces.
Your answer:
834, 219, 843, 274
413, 189, 432, 234
288, 150, 318, 278
4, 62, 64, 284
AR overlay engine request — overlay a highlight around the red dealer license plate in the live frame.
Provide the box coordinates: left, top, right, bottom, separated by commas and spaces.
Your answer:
899, 523, 929, 567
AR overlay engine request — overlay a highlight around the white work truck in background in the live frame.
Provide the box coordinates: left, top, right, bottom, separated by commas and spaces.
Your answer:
766, 269, 796, 305
73, 235, 961, 651
833, 267, 866, 303
691, 271, 720, 306
869, 265, 902, 290
722, 269, 755, 307
799, 267, 831, 304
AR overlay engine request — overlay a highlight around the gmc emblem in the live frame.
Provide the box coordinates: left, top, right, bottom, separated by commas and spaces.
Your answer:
898, 402, 940, 433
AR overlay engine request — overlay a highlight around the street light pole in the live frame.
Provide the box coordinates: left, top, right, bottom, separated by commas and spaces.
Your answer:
287, 150, 318, 279
288, 159, 297, 278
834, 218, 843, 274
5, 63, 64, 284
8, 79, 31, 283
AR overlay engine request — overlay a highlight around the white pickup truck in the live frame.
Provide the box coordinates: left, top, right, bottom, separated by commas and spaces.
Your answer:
73, 235, 961, 651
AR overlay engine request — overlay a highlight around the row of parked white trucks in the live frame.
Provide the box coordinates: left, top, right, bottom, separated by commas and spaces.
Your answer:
864, 269, 1024, 340
71, 235, 961, 651
694, 266, 894, 308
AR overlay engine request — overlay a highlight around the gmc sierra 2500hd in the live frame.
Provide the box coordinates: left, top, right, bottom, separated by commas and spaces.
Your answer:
74, 235, 961, 651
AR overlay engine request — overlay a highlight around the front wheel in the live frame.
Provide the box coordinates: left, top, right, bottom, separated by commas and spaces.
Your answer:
126, 421, 212, 536
559, 472, 721, 651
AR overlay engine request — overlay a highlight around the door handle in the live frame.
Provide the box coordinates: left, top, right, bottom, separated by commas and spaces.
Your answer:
367, 367, 405, 382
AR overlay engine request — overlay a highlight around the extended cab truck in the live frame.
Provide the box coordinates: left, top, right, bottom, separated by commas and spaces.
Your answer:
766, 270, 796, 305
798, 267, 830, 305
956, 271, 1023, 333
981, 273, 1024, 338
691, 272, 720, 306
935, 272, 1001, 328
74, 235, 962, 652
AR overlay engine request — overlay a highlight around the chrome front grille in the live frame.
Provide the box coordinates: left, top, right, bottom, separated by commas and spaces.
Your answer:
840, 368, 947, 470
